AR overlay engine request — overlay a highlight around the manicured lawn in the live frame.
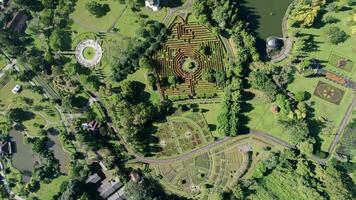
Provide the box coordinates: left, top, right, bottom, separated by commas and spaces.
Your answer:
0, 56, 8, 71
115, 7, 167, 37
34, 176, 68, 200
245, 93, 290, 142
288, 75, 354, 151
125, 68, 161, 104
199, 103, 223, 137
83, 46, 96, 60
22, 114, 46, 136
0, 79, 61, 123
288, 3, 356, 80
71, 0, 127, 32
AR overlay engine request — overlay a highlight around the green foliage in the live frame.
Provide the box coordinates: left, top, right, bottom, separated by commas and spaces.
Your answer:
229, 150, 353, 200
326, 26, 348, 44
249, 70, 278, 102
322, 15, 339, 24
294, 91, 308, 102
289, 0, 325, 28
112, 21, 166, 82
85, 1, 110, 18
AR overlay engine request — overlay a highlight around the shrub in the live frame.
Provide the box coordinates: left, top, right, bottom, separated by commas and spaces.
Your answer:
326, 26, 348, 44
322, 15, 339, 24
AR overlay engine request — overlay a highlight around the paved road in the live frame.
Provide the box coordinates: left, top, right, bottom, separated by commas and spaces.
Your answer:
133, 130, 296, 164
328, 94, 356, 155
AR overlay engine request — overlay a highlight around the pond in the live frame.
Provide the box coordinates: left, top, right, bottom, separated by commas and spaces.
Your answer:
10, 130, 39, 183
243, 0, 294, 39
47, 130, 70, 174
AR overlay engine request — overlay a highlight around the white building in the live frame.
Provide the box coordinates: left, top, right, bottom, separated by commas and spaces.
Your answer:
145, 0, 160, 11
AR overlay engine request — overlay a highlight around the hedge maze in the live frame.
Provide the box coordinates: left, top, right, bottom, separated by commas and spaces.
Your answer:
154, 16, 226, 98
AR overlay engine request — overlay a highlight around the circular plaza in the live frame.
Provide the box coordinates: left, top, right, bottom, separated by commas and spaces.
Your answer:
75, 39, 103, 68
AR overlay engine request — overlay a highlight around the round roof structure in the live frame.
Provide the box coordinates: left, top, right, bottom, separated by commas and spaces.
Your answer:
266, 37, 281, 49
75, 39, 103, 68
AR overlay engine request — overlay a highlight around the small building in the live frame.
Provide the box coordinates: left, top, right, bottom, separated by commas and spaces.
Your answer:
266, 36, 282, 50
6, 12, 29, 33
129, 171, 141, 183
12, 84, 21, 94
145, 0, 160, 11
82, 120, 102, 132
108, 186, 126, 200
98, 177, 123, 199
86, 173, 102, 184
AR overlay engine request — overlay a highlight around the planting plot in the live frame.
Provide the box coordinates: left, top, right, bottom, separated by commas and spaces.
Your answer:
155, 112, 213, 157
151, 138, 254, 198
314, 81, 344, 105
154, 16, 226, 98
328, 53, 354, 73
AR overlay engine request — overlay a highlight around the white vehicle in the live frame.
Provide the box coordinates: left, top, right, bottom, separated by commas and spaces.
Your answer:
12, 84, 21, 94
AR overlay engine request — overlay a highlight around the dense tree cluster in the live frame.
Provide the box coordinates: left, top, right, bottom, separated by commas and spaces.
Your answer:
326, 26, 348, 44
85, 1, 110, 18
193, 0, 259, 136
289, 0, 326, 28
105, 81, 173, 154
124, 177, 187, 200
112, 21, 166, 82
227, 150, 353, 200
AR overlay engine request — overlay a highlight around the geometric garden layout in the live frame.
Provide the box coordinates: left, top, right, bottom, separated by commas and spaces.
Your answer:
151, 136, 269, 198
152, 111, 272, 198
155, 112, 214, 157
314, 81, 345, 105
154, 16, 225, 98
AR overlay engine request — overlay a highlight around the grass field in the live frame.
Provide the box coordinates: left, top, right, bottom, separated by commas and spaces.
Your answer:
199, 103, 223, 137
22, 114, 46, 136
288, 2, 356, 80
33, 176, 68, 199
245, 89, 289, 142
125, 68, 161, 104
71, 0, 127, 32
288, 76, 354, 151
114, 6, 167, 37
0, 78, 61, 133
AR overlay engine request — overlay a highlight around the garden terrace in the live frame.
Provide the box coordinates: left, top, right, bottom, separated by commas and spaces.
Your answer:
154, 16, 226, 98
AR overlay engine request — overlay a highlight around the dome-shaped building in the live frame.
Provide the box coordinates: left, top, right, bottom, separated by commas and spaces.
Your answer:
266, 36, 282, 50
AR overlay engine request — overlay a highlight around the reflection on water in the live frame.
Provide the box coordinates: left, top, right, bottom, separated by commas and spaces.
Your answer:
47, 130, 70, 174
243, 0, 294, 39
10, 130, 39, 183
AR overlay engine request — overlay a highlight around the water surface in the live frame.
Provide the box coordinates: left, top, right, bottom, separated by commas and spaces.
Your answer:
243, 0, 294, 39
10, 130, 39, 183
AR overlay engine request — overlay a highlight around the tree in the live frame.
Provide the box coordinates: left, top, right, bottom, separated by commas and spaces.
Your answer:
249, 70, 278, 101
6, 108, 35, 123
168, 75, 178, 86
214, 71, 226, 87
326, 26, 348, 44
203, 68, 215, 83
85, 1, 110, 18
139, 57, 154, 71
322, 15, 339, 24
294, 91, 308, 102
